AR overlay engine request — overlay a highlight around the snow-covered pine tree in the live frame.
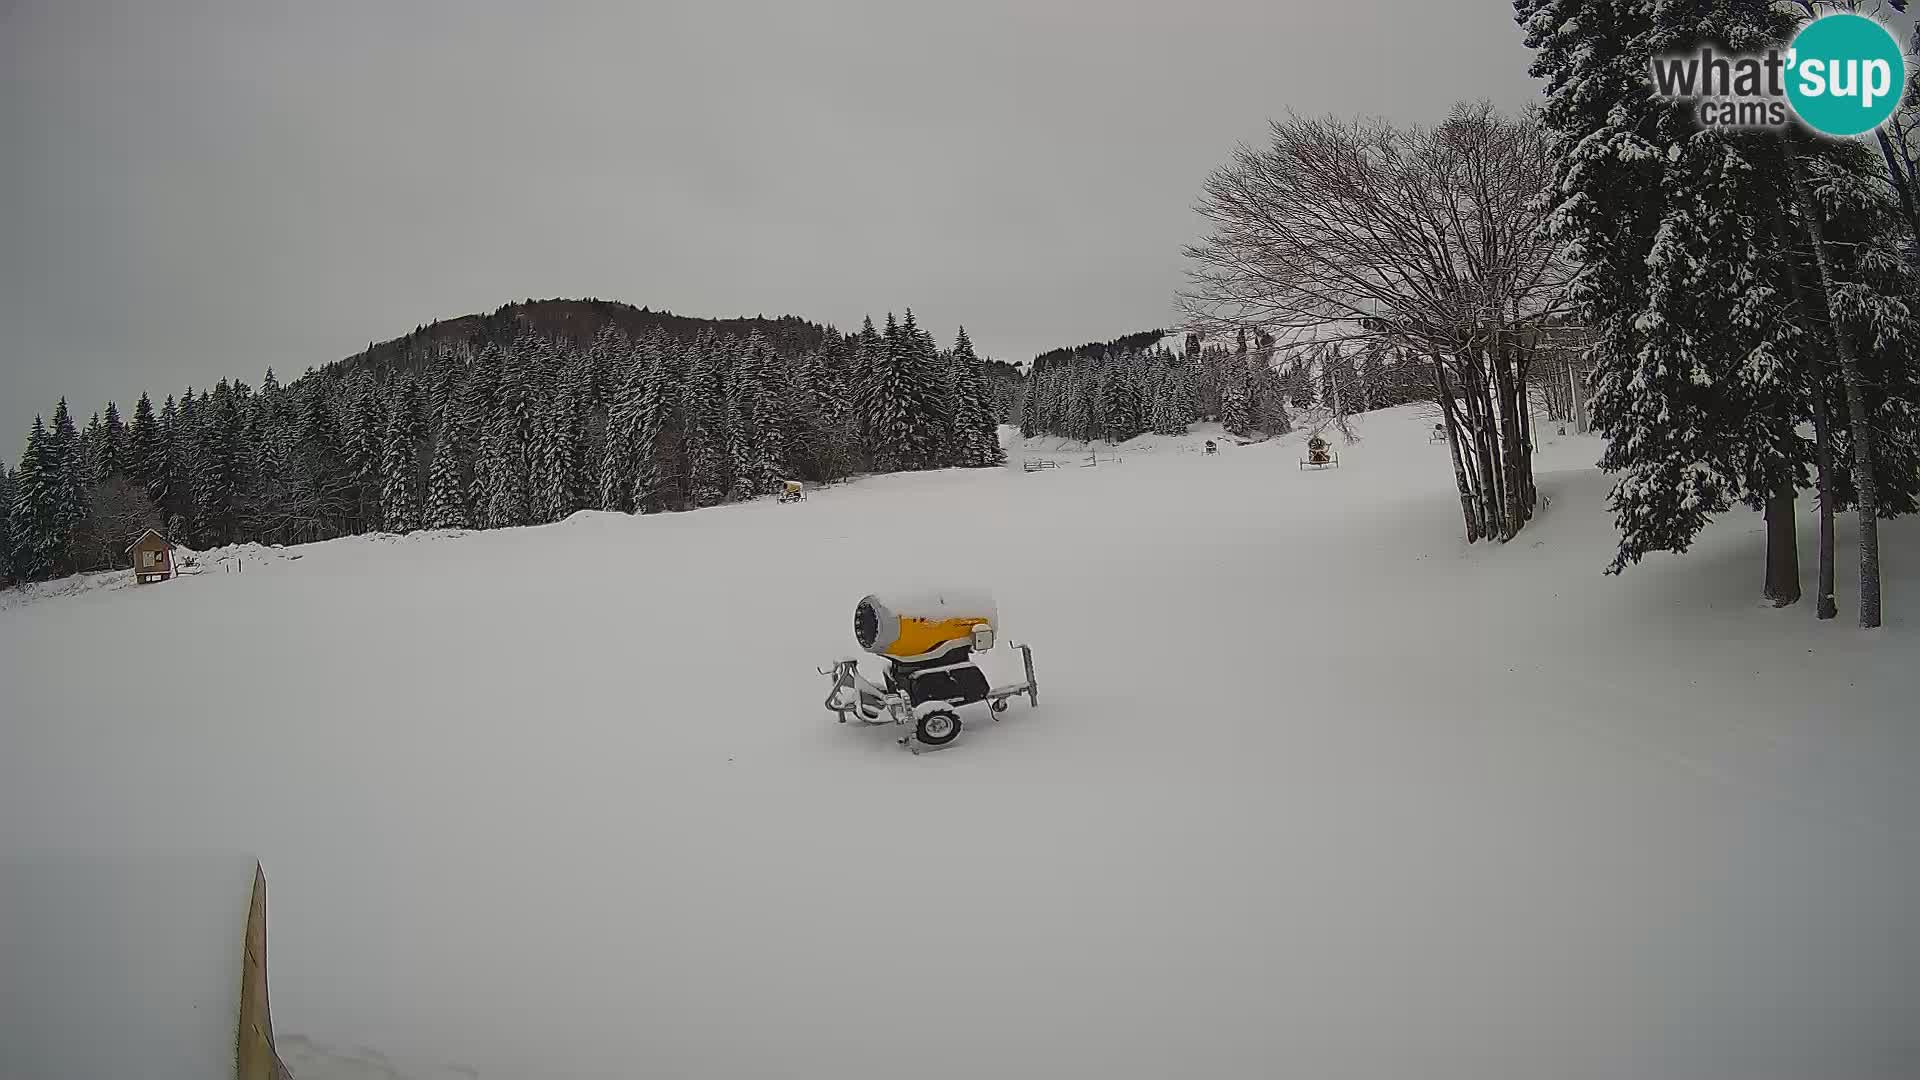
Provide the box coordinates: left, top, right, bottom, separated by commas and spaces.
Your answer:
1220, 360, 1253, 437
0, 464, 16, 584
1177, 357, 1201, 429
1094, 364, 1119, 444
629, 335, 678, 512
46, 400, 88, 569
81, 412, 105, 489
128, 393, 161, 497
584, 324, 626, 416
423, 428, 470, 530
243, 369, 289, 541
529, 399, 566, 524
292, 377, 353, 541
1057, 365, 1084, 441
947, 328, 1002, 466
458, 344, 504, 454
559, 343, 599, 512
897, 310, 946, 467
751, 335, 790, 490
1147, 366, 1177, 436
716, 339, 753, 502
166, 389, 199, 541
380, 377, 427, 532
799, 337, 858, 480
779, 351, 826, 479
929, 346, 963, 467
529, 363, 588, 526
1282, 358, 1316, 412
478, 340, 540, 528
955, 354, 983, 465
191, 381, 244, 547
341, 372, 385, 533
863, 314, 916, 471
10, 418, 57, 580
423, 345, 466, 435
807, 336, 849, 427
1018, 366, 1045, 438
722, 333, 784, 499
973, 343, 1004, 465
1052, 364, 1073, 437
1250, 355, 1291, 436
1033, 363, 1061, 439
598, 337, 644, 514
1059, 361, 1075, 432
681, 332, 728, 507
1079, 363, 1100, 441
1523, 0, 1811, 578
97, 401, 127, 484
852, 316, 883, 461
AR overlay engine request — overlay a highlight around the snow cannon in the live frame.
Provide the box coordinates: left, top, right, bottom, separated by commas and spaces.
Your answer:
853, 589, 999, 663
822, 588, 1038, 754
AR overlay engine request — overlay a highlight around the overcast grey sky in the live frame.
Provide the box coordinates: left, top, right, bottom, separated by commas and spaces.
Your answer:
1, 0, 1539, 445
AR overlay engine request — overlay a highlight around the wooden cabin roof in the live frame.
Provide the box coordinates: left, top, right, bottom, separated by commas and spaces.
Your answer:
125, 528, 174, 553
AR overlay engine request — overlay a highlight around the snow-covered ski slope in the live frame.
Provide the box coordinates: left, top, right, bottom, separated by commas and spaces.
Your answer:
4, 405, 1917, 1080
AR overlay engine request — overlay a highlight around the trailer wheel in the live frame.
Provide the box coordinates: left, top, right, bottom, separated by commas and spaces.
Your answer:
916, 708, 962, 746
990, 698, 1009, 714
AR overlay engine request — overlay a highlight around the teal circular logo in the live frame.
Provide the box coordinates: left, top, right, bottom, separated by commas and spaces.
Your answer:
1786, 13, 1905, 137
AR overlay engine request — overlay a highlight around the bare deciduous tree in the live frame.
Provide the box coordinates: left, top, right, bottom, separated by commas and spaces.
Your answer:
1182, 102, 1572, 542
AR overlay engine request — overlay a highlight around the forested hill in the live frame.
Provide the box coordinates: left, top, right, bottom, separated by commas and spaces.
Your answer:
332, 298, 835, 381
1030, 329, 1167, 371
2, 303, 1016, 587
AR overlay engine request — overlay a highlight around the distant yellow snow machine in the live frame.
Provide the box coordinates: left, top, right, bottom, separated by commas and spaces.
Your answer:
819, 589, 1038, 753
778, 479, 806, 503
1301, 434, 1339, 470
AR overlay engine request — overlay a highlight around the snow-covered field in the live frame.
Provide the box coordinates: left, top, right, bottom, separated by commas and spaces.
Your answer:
4, 405, 1917, 1080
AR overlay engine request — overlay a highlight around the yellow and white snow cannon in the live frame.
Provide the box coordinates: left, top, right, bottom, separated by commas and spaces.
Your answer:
820, 589, 1038, 753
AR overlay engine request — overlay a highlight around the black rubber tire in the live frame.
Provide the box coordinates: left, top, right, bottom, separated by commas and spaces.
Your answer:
916, 708, 962, 746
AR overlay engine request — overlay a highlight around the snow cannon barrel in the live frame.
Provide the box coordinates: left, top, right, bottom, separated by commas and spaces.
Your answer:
854, 589, 998, 661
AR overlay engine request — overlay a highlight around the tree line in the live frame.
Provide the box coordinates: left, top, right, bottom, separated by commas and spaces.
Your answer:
1015, 327, 1436, 445
0, 310, 1009, 584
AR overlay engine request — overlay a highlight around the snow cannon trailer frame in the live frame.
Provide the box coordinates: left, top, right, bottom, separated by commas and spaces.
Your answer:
820, 591, 1039, 753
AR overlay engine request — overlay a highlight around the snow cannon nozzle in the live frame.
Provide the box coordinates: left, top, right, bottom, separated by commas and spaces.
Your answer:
853, 589, 998, 661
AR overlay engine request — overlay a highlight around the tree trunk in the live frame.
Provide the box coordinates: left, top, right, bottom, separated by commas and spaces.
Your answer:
1570, 359, 1590, 435
1542, 358, 1565, 423
1467, 391, 1503, 537
1434, 357, 1481, 542
1787, 137, 1883, 629
1764, 486, 1801, 606
1491, 340, 1524, 538
1462, 359, 1506, 539
1774, 204, 1834, 621
1512, 354, 1537, 519
1812, 391, 1839, 620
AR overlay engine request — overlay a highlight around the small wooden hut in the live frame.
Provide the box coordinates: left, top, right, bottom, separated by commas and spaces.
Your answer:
127, 529, 176, 583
